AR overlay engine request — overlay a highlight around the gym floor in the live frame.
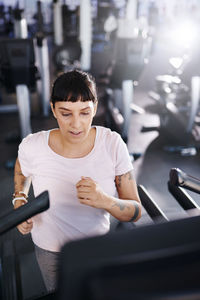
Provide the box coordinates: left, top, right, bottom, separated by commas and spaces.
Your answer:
0, 32, 200, 299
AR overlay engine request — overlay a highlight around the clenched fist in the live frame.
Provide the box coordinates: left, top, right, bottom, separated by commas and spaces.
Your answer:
76, 177, 110, 210
17, 219, 33, 235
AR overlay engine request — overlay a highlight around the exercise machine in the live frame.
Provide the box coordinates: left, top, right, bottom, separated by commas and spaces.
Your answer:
102, 35, 150, 143
138, 184, 169, 223
168, 167, 200, 212
144, 56, 200, 156
79, 0, 92, 71
0, 190, 49, 300
52, 0, 90, 72
0, 38, 38, 139
13, 6, 28, 39
2, 172, 199, 299
58, 213, 200, 300
34, 1, 51, 117
99, 1, 151, 144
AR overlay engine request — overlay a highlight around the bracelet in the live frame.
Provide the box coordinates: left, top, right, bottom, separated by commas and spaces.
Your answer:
12, 196, 28, 206
12, 191, 28, 199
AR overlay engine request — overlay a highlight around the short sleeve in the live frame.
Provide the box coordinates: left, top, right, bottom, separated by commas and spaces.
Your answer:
115, 135, 133, 175
18, 134, 33, 177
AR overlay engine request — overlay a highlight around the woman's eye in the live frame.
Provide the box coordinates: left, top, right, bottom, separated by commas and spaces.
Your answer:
61, 112, 90, 117
62, 114, 71, 117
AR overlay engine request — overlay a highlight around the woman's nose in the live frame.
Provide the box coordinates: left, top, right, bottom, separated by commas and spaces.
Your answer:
71, 115, 81, 128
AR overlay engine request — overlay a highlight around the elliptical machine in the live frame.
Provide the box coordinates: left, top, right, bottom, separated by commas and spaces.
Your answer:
100, 12, 151, 144
0, 38, 38, 139
0, 37, 39, 169
52, 0, 93, 73
143, 55, 200, 156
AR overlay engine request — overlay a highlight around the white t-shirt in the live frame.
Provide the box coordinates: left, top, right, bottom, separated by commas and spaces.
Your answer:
18, 126, 133, 252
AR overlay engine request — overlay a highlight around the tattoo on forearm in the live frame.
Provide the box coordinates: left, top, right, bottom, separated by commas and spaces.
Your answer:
129, 202, 140, 222
115, 171, 133, 188
14, 160, 26, 192
112, 200, 131, 211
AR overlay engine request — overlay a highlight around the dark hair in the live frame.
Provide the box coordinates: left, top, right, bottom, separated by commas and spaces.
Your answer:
51, 69, 98, 107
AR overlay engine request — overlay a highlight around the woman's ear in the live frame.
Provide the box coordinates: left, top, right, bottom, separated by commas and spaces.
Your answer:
50, 102, 57, 119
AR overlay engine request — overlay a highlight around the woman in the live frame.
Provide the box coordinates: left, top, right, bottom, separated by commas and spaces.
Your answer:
13, 69, 141, 292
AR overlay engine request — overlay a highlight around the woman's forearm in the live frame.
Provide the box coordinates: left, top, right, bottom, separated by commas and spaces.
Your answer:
104, 194, 142, 222
76, 176, 141, 222
14, 158, 27, 192
13, 158, 28, 208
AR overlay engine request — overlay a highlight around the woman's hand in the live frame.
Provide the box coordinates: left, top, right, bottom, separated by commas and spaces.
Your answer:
76, 172, 142, 223
14, 200, 33, 235
17, 219, 33, 235
76, 177, 109, 209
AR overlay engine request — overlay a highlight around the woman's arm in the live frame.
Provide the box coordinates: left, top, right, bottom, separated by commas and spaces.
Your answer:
14, 158, 28, 208
76, 171, 142, 222
13, 158, 33, 234
111, 170, 141, 222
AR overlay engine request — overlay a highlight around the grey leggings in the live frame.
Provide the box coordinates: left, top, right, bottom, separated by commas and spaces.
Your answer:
34, 244, 60, 293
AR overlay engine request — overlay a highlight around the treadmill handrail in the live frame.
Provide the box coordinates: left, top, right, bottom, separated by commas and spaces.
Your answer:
0, 190, 49, 235
168, 181, 200, 210
169, 168, 200, 195
138, 185, 169, 223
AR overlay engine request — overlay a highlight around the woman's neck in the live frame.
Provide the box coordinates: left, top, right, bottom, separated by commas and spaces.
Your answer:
50, 127, 96, 158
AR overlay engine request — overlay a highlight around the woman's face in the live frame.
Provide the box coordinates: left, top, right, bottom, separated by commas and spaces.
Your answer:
51, 100, 97, 144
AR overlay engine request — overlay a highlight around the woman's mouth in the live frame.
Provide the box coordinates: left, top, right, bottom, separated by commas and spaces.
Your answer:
69, 131, 82, 136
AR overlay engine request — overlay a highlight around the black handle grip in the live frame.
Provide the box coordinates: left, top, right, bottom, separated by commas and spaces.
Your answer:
169, 168, 200, 194
0, 190, 49, 235
169, 168, 179, 185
